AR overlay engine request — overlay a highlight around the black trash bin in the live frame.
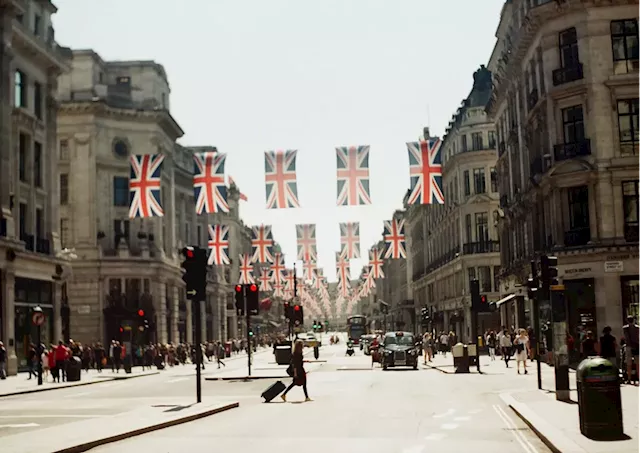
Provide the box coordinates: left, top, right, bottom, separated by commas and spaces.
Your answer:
66, 356, 82, 382
123, 355, 132, 374
576, 357, 623, 439
275, 341, 292, 365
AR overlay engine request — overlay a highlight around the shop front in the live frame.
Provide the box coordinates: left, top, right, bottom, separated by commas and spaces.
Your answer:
14, 277, 54, 370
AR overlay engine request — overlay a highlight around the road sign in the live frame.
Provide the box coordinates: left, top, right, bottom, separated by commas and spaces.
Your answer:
32, 312, 45, 326
187, 290, 196, 296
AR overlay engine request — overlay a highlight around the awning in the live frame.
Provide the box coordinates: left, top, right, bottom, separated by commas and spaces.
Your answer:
495, 294, 516, 307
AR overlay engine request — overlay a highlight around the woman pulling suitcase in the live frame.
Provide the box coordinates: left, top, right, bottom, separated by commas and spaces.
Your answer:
282, 340, 311, 402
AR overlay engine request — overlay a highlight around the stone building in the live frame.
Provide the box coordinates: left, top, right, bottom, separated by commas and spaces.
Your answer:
56, 49, 252, 347
486, 0, 639, 336
408, 67, 502, 342
0, 0, 69, 375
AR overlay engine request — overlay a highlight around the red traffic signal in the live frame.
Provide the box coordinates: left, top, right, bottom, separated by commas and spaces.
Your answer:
138, 309, 145, 317
249, 284, 257, 292
294, 305, 300, 311
235, 285, 242, 293
119, 327, 124, 333
481, 295, 487, 303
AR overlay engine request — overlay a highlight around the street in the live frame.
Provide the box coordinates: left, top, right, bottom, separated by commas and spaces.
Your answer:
1, 335, 551, 453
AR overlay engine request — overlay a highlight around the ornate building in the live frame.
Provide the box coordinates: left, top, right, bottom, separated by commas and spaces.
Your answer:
56, 49, 253, 346
408, 66, 501, 341
487, 0, 639, 335
0, 0, 69, 375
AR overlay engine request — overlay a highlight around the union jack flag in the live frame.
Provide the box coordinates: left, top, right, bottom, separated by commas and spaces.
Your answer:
313, 269, 325, 290
369, 248, 385, 279
284, 269, 296, 300
258, 268, 272, 291
383, 218, 406, 259
193, 152, 229, 214
335, 252, 350, 287
227, 176, 248, 201
302, 260, 316, 282
339, 222, 360, 259
250, 225, 274, 264
270, 253, 286, 284
128, 154, 164, 218
265, 150, 300, 209
296, 224, 317, 262
207, 225, 230, 265
238, 254, 255, 284
336, 145, 371, 206
272, 281, 284, 298
406, 138, 444, 205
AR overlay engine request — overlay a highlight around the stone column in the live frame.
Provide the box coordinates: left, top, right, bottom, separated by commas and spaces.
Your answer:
0, 20, 15, 237
46, 70, 61, 252
53, 282, 62, 344
2, 270, 17, 375
156, 281, 167, 344
171, 286, 179, 344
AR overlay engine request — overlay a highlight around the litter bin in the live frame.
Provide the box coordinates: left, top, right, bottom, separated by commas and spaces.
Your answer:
66, 356, 82, 382
123, 355, 132, 374
576, 357, 623, 439
224, 342, 231, 358
452, 342, 469, 373
275, 341, 292, 365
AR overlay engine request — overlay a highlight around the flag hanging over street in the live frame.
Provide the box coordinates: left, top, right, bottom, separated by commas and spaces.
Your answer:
258, 268, 272, 291
296, 224, 317, 262
239, 253, 255, 284
335, 252, 350, 287
265, 150, 300, 209
128, 154, 165, 218
302, 260, 316, 282
406, 137, 444, 205
369, 247, 385, 279
250, 225, 274, 264
228, 175, 248, 201
270, 253, 286, 284
193, 151, 229, 214
207, 225, 230, 265
383, 218, 407, 259
336, 145, 371, 206
339, 222, 360, 259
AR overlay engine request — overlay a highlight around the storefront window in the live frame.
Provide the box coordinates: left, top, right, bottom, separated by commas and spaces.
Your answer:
14, 278, 53, 369
621, 277, 639, 322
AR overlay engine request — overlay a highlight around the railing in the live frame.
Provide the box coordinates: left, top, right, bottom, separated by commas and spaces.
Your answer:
36, 238, 50, 255
552, 63, 584, 86
20, 233, 34, 251
553, 139, 591, 162
0, 218, 6, 237
564, 227, 591, 247
625, 223, 639, 243
425, 248, 460, 274
527, 88, 539, 111
463, 241, 500, 254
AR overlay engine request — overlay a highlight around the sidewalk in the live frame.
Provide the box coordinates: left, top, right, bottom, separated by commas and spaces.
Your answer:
423, 351, 511, 374
0, 368, 160, 398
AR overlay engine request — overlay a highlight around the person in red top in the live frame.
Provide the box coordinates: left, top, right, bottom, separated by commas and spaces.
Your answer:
54, 341, 70, 382
48, 347, 58, 382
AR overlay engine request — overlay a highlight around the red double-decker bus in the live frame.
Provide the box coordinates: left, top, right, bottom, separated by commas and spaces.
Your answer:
346, 315, 368, 344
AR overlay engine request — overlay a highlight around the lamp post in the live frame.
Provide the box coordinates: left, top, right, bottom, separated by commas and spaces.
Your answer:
32, 305, 44, 385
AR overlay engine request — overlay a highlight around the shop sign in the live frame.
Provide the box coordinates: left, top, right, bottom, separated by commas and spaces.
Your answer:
606, 253, 639, 261
604, 261, 623, 273
563, 267, 592, 277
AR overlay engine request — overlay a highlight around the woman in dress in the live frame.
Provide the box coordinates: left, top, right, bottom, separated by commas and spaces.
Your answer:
281, 340, 311, 402
514, 329, 530, 374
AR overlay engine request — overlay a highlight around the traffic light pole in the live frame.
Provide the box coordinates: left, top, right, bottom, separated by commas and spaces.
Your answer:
531, 260, 542, 390
193, 299, 202, 403
244, 291, 252, 377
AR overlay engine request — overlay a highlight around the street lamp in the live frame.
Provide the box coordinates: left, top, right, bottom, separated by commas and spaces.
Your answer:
32, 305, 43, 386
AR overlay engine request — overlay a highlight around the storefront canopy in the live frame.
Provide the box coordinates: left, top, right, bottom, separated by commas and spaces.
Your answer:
495, 294, 516, 307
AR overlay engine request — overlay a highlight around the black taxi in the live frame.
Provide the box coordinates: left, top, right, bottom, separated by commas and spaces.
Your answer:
381, 331, 419, 370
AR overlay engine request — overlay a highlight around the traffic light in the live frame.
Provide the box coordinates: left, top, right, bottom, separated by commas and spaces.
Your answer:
540, 255, 559, 299
137, 309, 145, 317
283, 302, 291, 320
527, 260, 539, 300
248, 328, 254, 337
246, 283, 259, 315
234, 284, 244, 315
420, 307, 429, 326
181, 246, 208, 301
292, 304, 303, 326
470, 278, 481, 311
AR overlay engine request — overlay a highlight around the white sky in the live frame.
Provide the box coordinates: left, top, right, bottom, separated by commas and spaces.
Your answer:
53, 0, 504, 281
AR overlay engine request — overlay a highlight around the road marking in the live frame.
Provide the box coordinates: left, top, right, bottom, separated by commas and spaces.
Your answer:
423, 433, 446, 441
0, 414, 112, 419
440, 423, 458, 430
402, 445, 425, 453
0, 423, 40, 428
167, 377, 189, 383
454, 416, 471, 421
433, 408, 455, 418
493, 405, 538, 453
71, 391, 94, 397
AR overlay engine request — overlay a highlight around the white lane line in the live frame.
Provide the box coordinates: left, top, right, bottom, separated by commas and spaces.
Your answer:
493, 405, 537, 453
424, 433, 446, 441
440, 423, 459, 430
0, 415, 112, 419
166, 377, 189, 383
454, 416, 471, 422
402, 445, 425, 453
433, 408, 456, 418
71, 391, 94, 397
0, 423, 40, 428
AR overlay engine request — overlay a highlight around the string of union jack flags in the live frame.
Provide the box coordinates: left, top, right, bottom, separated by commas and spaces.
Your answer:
127, 138, 443, 315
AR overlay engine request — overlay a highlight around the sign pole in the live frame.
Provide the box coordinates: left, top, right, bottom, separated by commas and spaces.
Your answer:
194, 299, 202, 403
244, 287, 252, 377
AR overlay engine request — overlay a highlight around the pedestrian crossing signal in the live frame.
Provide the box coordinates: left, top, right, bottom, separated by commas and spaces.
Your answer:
138, 309, 145, 317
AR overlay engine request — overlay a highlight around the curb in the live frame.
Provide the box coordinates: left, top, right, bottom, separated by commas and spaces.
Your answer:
53, 402, 239, 453
499, 392, 586, 453
0, 372, 161, 398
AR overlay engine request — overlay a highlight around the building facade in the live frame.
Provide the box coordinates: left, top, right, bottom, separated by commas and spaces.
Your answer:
487, 0, 639, 337
0, 0, 69, 375
56, 50, 251, 347
409, 68, 502, 341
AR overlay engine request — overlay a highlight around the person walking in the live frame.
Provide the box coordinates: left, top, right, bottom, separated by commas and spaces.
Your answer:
487, 330, 497, 361
216, 342, 226, 369
500, 329, 513, 368
514, 329, 530, 374
623, 316, 639, 384
281, 340, 311, 402
599, 326, 618, 368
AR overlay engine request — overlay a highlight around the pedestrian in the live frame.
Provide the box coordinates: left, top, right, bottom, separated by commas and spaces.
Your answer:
500, 329, 512, 368
422, 332, 432, 364
599, 326, 618, 368
439, 331, 449, 357
55, 341, 70, 381
487, 330, 497, 361
623, 316, 639, 384
217, 342, 226, 369
514, 329, 529, 374
0, 341, 6, 380
281, 340, 311, 402
580, 330, 598, 359
112, 342, 122, 373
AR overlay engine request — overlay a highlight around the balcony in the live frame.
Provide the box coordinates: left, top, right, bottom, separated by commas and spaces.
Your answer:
625, 223, 639, 243
463, 241, 500, 254
553, 139, 591, 162
0, 218, 6, 237
552, 63, 584, 86
20, 233, 34, 251
425, 248, 460, 274
527, 89, 539, 111
564, 227, 591, 247
36, 238, 50, 255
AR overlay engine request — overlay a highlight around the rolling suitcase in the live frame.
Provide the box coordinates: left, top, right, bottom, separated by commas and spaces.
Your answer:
261, 380, 286, 402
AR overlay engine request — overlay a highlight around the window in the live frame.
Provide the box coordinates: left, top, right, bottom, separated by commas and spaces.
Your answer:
475, 212, 489, 243
562, 105, 585, 143
60, 218, 69, 249
18, 133, 27, 182
467, 267, 476, 284
33, 14, 41, 36
113, 176, 129, 206
197, 225, 202, 246
473, 168, 486, 194
14, 70, 26, 108
568, 186, 590, 230
34, 141, 42, 187
116, 76, 131, 87
19, 203, 27, 237
60, 174, 69, 205
465, 214, 472, 243
623, 181, 639, 242
36, 208, 43, 239
114, 219, 130, 244
618, 99, 639, 155
34, 82, 42, 119
559, 27, 579, 67
478, 266, 492, 292
493, 266, 501, 293
59, 139, 69, 160
471, 132, 483, 150
488, 131, 496, 148
490, 167, 498, 193
463, 170, 470, 196
611, 19, 639, 74
461, 135, 468, 152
